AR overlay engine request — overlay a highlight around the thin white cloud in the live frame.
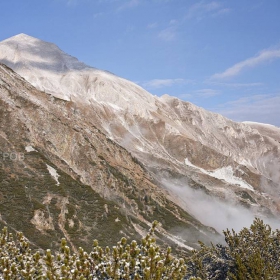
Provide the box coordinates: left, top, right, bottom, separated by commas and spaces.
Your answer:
178, 93, 193, 100
177, 88, 220, 100
157, 2, 230, 42
142, 78, 188, 89
157, 15, 182, 42
195, 88, 220, 97
64, 0, 98, 6
63, 0, 78, 6
169, 19, 178, 25
211, 48, 280, 80
147, 22, 158, 29
207, 81, 264, 88
186, 1, 230, 20
96, 0, 140, 14
211, 7, 231, 17
116, 0, 140, 12
67, 0, 75, 4
189, 1, 220, 17
215, 94, 280, 127
152, 0, 171, 2
158, 26, 177, 41
125, 25, 135, 33
93, 12, 105, 18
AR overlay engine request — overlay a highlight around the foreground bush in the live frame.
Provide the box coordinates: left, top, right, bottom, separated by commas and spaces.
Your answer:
186, 218, 280, 279
0, 221, 187, 279
0, 218, 280, 279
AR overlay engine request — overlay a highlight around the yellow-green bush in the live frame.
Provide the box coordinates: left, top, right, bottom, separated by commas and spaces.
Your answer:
187, 218, 280, 279
0, 221, 187, 279
1, 218, 280, 279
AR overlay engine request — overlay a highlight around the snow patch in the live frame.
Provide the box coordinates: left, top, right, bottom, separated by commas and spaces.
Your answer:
184, 158, 197, 169
46, 164, 60, 186
185, 157, 254, 191
25, 145, 37, 152
210, 166, 253, 191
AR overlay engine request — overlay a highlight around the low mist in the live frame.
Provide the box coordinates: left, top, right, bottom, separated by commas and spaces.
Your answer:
161, 177, 279, 235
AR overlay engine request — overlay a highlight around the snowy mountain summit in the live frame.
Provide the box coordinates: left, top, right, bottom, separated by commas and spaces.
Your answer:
0, 33, 156, 115
1, 34, 280, 232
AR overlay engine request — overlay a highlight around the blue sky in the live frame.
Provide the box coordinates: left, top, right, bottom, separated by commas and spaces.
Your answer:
1, 0, 280, 126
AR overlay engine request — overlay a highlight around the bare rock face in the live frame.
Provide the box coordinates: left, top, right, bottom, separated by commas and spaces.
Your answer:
0, 34, 280, 240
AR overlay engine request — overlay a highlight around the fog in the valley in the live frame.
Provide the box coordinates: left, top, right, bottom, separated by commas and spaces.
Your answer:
160, 177, 280, 237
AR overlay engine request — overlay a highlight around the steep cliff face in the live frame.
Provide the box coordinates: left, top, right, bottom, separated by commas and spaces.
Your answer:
0, 34, 280, 235
0, 63, 218, 253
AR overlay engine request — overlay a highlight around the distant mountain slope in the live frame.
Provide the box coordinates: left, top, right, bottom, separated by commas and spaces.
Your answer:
243, 121, 280, 143
1, 34, 279, 233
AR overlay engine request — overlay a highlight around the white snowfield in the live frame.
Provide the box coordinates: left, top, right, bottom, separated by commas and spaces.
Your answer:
0, 33, 279, 200
185, 158, 254, 191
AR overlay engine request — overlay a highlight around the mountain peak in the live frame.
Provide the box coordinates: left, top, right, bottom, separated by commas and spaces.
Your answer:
0, 34, 89, 94
2, 33, 47, 47
0, 35, 82, 101
0, 34, 157, 110
8, 33, 38, 41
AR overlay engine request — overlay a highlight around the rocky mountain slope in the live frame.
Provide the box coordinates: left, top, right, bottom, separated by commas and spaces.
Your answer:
0, 62, 218, 253
0, 34, 279, 237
